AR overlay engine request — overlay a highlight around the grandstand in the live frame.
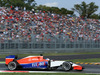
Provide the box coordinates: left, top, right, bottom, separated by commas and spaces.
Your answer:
0, 7, 100, 54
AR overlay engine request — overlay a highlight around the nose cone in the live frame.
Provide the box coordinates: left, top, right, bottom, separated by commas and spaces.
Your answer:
73, 65, 83, 70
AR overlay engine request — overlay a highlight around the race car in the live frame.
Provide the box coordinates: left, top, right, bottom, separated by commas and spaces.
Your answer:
5, 55, 83, 71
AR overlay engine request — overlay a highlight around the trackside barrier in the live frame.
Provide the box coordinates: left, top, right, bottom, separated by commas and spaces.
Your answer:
0, 41, 100, 54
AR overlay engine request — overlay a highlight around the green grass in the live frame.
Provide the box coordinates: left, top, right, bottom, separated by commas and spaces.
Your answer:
1, 51, 100, 58
0, 52, 100, 75
1, 52, 100, 64
0, 62, 5, 63
0, 73, 99, 75
1, 58, 100, 64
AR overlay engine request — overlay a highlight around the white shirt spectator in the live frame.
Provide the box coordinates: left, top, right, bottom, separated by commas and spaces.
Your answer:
24, 7, 26, 11
15, 7, 18, 11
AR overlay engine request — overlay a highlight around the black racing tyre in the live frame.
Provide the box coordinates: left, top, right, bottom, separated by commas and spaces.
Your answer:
62, 62, 72, 71
8, 61, 17, 70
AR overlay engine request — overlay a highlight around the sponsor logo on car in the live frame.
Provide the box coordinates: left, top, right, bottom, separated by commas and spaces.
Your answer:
32, 62, 45, 67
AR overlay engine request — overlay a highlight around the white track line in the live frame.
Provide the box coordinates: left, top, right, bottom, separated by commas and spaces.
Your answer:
0, 70, 64, 73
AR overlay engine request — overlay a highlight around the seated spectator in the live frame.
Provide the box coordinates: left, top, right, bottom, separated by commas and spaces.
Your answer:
0, 7, 99, 43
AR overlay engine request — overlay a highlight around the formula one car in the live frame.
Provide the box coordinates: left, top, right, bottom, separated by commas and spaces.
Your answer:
5, 55, 83, 71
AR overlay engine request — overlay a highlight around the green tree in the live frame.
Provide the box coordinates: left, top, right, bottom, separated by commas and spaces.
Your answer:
36, 5, 73, 15
0, 0, 36, 10
60, 8, 67, 15
72, 1, 98, 18
24, 0, 37, 7
87, 2, 98, 18
90, 14, 100, 19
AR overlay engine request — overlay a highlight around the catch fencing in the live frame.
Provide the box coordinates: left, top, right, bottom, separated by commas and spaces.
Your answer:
0, 40, 100, 54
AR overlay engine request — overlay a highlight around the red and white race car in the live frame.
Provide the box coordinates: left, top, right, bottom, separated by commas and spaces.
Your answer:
5, 55, 83, 71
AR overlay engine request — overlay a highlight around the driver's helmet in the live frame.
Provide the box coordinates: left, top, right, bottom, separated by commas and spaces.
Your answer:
46, 58, 50, 60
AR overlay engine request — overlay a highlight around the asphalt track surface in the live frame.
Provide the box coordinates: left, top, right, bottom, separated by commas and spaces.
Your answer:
0, 54, 100, 73
1, 54, 100, 61
0, 63, 100, 73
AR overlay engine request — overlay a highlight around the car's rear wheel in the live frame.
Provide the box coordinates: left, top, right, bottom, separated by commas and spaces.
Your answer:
8, 61, 17, 70
62, 62, 72, 71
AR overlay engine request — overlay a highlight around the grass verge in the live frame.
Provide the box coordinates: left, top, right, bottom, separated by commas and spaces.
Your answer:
0, 51, 100, 58
0, 62, 5, 64
0, 73, 99, 75
1, 58, 100, 64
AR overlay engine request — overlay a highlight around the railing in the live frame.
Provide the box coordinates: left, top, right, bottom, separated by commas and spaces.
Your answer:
0, 40, 100, 54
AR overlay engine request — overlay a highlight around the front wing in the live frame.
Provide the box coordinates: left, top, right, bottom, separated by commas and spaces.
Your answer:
50, 61, 83, 71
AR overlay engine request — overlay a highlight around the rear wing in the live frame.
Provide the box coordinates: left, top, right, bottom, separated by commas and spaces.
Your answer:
5, 55, 17, 65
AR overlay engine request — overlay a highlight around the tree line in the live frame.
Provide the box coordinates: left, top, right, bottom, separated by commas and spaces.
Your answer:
0, 0, 36, 10
36, 5, 74, 15
72, 1, 100, 19
0, 0, 100, 19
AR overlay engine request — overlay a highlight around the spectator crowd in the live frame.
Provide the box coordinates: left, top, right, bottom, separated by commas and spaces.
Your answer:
0, 7, 100, 43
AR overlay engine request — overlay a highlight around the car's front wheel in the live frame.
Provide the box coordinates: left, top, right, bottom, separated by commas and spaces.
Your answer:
8, 61, 17, 70
62, 62, 72, 71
